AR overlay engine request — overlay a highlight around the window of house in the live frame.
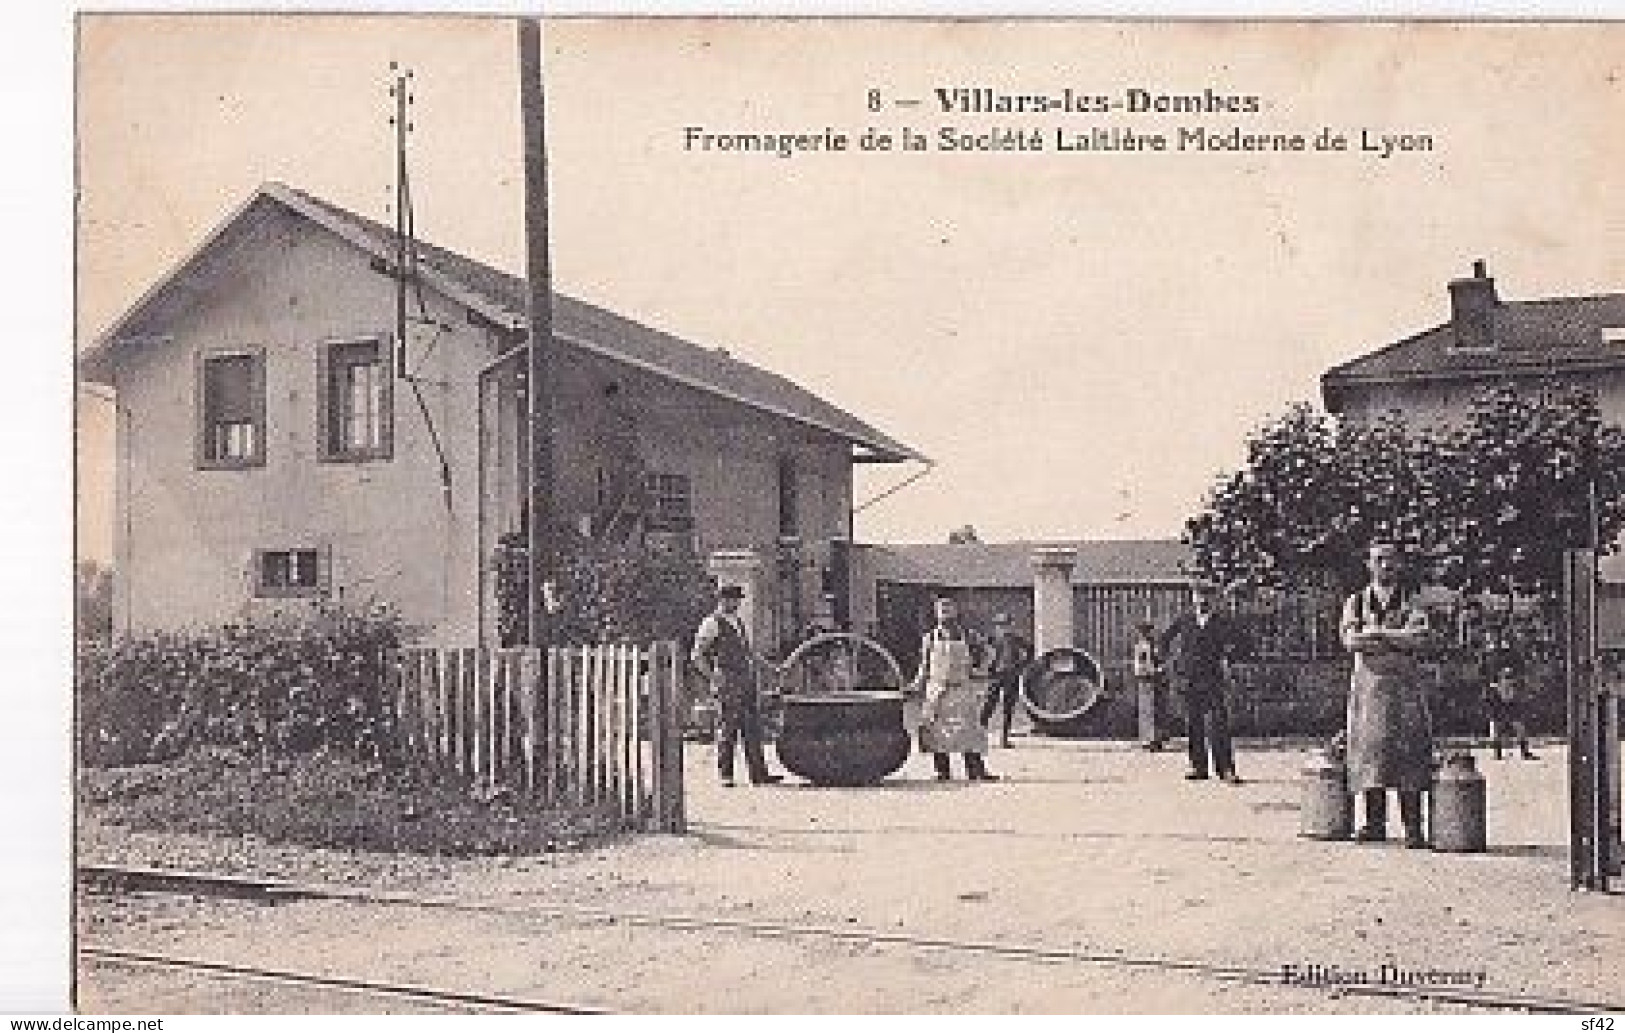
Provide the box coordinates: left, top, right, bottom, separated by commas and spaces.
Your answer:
197, 350, 266, 468
320, 337, 392, 461
254, 548, 326, 597
644, 473, 694, 532
777, 455, 799, 537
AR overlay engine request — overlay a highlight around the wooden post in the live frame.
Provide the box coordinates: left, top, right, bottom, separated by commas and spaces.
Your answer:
595, 646, 610, 810
667, 641, 687, 833
1605, 690, 1622, 878
564, 647, 576, 805
624, 646, 643, 821
1566, 549, 1613, 890
575, 647, 590, 810
436, 650, 452, 771
622, 645, 637, 822
472, 647, 488, 785
518, 18, 557, 650
647, 642, 667, 831
605, 646, 618, 812
545, 646, 562, 805
612, 645, 627, 823
521, 649, 538, 794
648, 640, 686, 833
500, 650, 515, 786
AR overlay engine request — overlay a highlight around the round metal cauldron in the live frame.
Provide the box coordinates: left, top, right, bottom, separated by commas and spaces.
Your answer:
774, 691, 912, 786
1020, 646, 1106, 737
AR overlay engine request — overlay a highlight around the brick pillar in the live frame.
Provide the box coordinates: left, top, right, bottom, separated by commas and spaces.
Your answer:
1030, 546, 1078, 655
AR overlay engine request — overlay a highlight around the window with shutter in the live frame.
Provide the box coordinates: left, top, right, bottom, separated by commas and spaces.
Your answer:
320, 337, 393, 462
197, 350, 266, 468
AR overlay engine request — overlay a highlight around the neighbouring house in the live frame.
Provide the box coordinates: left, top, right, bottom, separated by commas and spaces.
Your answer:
1321, 259, 1625, 581
80, 183, 924, 646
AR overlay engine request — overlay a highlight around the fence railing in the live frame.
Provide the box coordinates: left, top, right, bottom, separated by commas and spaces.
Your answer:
389, 641, 685, 833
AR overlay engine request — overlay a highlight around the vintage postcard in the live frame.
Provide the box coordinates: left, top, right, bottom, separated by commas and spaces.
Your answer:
70, 13, 1623, 1016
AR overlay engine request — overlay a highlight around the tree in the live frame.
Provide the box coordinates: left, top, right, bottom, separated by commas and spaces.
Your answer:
1185, 385, 1625, 599
1433, 384, 1625, 594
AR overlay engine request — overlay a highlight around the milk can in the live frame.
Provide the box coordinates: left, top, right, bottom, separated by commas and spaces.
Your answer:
1429, 751, 1487, 853
1300, 749, 1353, 840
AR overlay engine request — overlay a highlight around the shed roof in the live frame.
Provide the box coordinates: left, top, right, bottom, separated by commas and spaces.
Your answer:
867, 540, 1194, 588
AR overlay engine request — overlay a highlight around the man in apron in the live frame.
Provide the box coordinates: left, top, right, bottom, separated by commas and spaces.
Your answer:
1341, 540, 1434, 848
691, 585, 784, 787
911, 594, 999, 781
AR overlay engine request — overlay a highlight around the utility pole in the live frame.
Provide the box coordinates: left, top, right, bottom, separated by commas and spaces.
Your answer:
519, 18, 557, 647
390, 64, 412, 379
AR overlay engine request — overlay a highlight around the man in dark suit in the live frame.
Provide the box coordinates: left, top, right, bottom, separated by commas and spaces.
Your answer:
1157, 582, 1246, 785
691, 585, 784, 787
980, 612, 1034, 749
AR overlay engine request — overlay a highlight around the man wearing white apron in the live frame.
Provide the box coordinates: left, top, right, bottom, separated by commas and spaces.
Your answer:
1341, 540, 1434, 848
910, 595, 998, 782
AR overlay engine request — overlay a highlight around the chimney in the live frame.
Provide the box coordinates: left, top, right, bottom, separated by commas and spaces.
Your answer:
1448, 259, 1499, 350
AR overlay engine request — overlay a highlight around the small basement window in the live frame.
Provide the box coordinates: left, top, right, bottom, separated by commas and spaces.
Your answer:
254, 548, 327, 598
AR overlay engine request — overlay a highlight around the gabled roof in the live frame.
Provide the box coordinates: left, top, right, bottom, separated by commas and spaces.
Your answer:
83, 182, 925, 464
866, 539, 1194, 588
1322, 291, 1625, 396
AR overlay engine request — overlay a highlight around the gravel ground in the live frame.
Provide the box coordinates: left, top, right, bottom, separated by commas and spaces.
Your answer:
77, 738, 1623, 1013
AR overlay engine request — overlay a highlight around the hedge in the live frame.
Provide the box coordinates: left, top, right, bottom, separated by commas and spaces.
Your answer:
77, 602, 410, 768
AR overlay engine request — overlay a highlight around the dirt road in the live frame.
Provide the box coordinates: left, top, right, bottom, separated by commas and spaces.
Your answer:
78, 739, 1622, 1013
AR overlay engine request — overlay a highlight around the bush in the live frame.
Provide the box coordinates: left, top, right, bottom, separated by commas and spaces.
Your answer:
77, 602, 412, 768
492, 528, 714, 648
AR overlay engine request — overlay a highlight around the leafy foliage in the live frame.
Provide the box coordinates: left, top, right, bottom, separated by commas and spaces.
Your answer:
77, 602, 410, 767
1186, 385, 1625, 598
492, 528, 714, 648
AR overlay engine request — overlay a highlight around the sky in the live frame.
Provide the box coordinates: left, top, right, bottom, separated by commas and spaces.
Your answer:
75, 16, 1625, 563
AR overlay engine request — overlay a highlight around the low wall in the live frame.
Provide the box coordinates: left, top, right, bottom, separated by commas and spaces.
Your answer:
1047, 658, 1570, 741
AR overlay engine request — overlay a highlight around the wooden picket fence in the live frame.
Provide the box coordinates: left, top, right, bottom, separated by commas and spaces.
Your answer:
388, 641, 685, 832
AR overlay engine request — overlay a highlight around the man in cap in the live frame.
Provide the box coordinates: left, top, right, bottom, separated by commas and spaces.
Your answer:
980, 612, 1034, 749
1157, 581, 1246, 784
691, 585, 783, 787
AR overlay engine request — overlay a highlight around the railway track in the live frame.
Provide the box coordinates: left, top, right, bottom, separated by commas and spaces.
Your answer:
80, 862, 1616, 1015
79, 946, 610, 1015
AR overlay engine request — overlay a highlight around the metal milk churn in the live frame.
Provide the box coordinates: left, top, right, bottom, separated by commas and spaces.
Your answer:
1430, 751, 1487, 852
1300, 748, 1353, 840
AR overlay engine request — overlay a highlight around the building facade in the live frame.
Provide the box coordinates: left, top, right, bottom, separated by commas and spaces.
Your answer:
81, 184, 922, 645
1322, 260, 1625, 579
